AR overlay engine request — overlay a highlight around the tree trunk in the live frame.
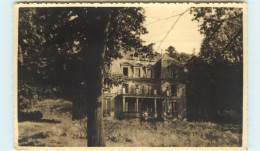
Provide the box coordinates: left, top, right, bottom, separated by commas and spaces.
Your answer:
86, 69, 105, 146
84, 9, 111, 147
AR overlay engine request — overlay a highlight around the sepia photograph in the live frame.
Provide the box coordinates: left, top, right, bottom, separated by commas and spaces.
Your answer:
13, 3, 247, 150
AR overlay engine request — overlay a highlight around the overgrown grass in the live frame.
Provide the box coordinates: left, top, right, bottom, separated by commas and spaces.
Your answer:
18, 99, 242, 147
105, 119, 242, 147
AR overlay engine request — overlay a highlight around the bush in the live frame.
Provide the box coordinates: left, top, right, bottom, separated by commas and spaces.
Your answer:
18, 111, 43, 122
18, 80, 61, 112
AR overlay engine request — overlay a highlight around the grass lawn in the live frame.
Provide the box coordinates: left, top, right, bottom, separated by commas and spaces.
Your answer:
18, 99, 242, 147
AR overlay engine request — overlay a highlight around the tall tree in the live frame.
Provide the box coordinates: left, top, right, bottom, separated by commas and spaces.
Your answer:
186, 7, 243, 122
18, 7, 147, 146
191, 7, 243, 65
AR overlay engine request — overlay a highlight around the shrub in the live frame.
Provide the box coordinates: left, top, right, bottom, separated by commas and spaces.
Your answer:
18, 80, 61, 113
18, 111, 43, 122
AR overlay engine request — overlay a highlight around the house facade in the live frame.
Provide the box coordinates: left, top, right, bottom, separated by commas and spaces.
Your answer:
102, 51, 187, 119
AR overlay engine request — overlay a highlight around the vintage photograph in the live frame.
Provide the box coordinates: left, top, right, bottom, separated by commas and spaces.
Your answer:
14, 3, 247, 149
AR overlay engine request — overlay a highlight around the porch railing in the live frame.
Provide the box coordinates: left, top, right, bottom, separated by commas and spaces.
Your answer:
122, 88, 176, 96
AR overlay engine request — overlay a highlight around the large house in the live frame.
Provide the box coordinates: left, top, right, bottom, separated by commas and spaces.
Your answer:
102, 51, 187, 119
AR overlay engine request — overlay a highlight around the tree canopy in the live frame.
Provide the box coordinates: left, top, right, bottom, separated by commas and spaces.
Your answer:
191, 7, 243, 66
18, 7, 148, 86
186, 7, 243, 123
164, 46, 191, 63
18, 7, 151, 146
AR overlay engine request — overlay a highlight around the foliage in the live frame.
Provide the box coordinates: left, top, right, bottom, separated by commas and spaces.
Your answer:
140, 43, 160, 59
18, 7, 149, 146
190, 7, 243, 66
165, 46, 192, 63
186, 7, 243, 122
176, 52, 192, 63
18, 7, 148, 98
18, 81, 38, 113
18, 80, 61, 112
165, 46, 177, 58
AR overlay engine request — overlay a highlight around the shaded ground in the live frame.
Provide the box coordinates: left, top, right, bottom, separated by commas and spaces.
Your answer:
18, 99, 242, 147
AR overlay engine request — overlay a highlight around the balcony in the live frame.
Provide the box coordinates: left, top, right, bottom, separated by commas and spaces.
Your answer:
121, 88, 176, 98
122, 87, 156, 96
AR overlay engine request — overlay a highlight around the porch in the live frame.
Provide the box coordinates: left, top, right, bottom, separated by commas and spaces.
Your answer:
119, 95, 178, 119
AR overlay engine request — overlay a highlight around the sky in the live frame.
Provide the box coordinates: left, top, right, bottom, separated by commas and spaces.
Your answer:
141, 7, 204, 54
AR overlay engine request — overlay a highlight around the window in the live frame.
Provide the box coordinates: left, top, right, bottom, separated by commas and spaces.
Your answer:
171, 84, 177, 96
153, 86, 158, 95
173, 102, 177, 112
134, 52, 139, 58
143, 67, 146, 77
167, 102, 177, 115
142, 85, 145, 94
167, 102, 172, 114
147, 68, 152, 78
134, 68, 141, 77
135, 85, 139, 94
130, 85, 135, 93
171, 69, 176, 78
123, 83, 129, 93
147, 85, 152, 95
123, 67, 128, 76
103, 98, 111, 116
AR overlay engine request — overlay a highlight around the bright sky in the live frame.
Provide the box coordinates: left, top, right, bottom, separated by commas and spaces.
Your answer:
142, 7, 204, 54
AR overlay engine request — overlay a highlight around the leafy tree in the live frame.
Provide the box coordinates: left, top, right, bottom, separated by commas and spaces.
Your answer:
191, 7, 243, 65
186, 7, 243, 123
176, 52, 192, 63
18, 7, 147, 146
140, 43, 160, 59
164, 46, 191, 63
165, 46, 177, 58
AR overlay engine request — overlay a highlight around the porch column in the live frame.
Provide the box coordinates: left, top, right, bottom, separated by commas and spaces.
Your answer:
136, 98, 139, 112
122, 97, 126, 112
154, 98, 158, 118
102, 98, 104, 112
105, 99, 108, 114
139, 100, 141, 112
